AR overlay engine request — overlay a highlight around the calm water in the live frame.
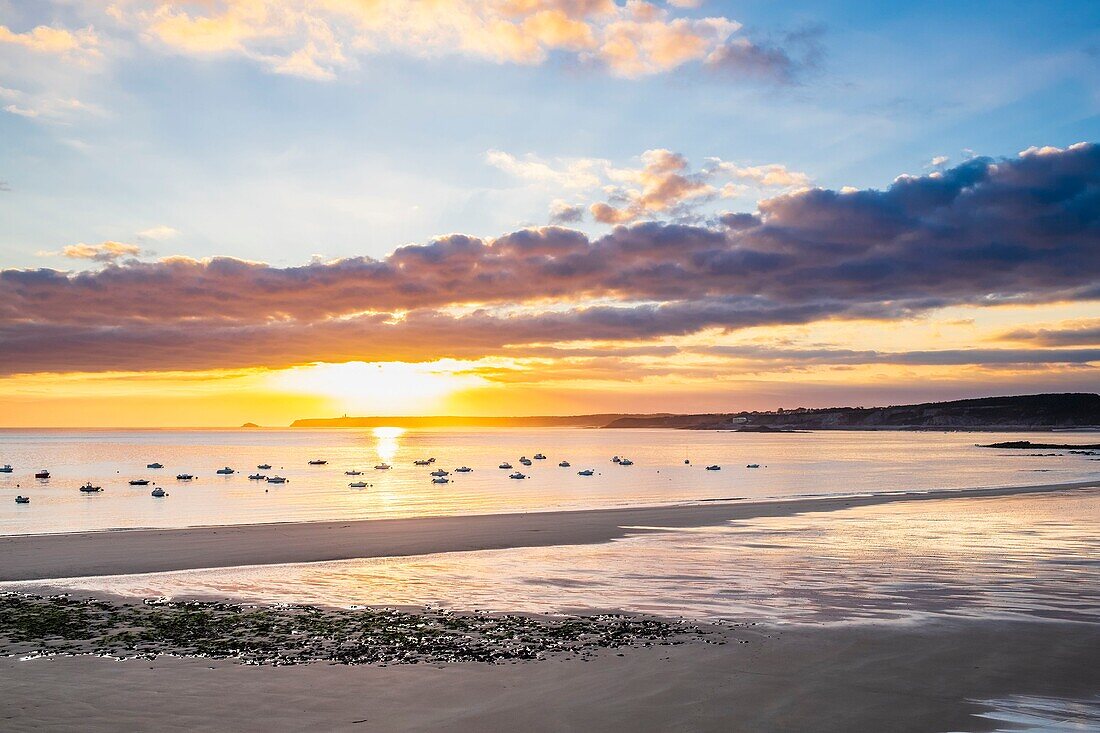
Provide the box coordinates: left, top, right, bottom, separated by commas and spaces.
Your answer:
22, 491, 1100, 625
1, 428, 1098, 535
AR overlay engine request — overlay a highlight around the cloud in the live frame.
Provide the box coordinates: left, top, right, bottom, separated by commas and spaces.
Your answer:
929, 155, 950, 167
0, 86, 104, 123
39, 241, 144, 263
705, 26, 823, 84
994, 320, 1100, 347
490, 147, 811, 223
0, 24, 100, 61
137, 225, 181, 240
1, 143, 1097, 375
0, 180, 10, 192
99, 0, 806, 80
549, 199, 586, 224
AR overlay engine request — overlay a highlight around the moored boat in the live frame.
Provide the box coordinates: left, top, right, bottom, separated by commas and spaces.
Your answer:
348, 481, 368, 488
257, 464, 272, 470
79, 483, 103, 492
559, 461, 571, 467
430, 469, 449, 477
499, 462, 512, 469
619, 458, 634, 466
577, 469, 594, 476
216, 467, 235, 475
308, 459, 328, 465
15, 495, 29, 504
746, 463, 760, 468
176, 473, 194, 480
35, 470, 50, 479
266, 476, 288, 484
508, 472, 527, 479
248, 473, 266, 480
533, 453, 546, 460
1, 464, 14, 473
454, 466, 472, 472
432, 476, 449, 484
705, 465, 721, 471
129, 478, 151, 486
345, 470, 363, 476
374, 463, 391, 470
147, 462, 164, 469
151, 487, 166, 497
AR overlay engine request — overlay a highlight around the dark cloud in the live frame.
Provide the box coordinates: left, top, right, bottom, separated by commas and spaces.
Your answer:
1, 143, 1097, 375
994, 321, 1100, 347
697, 345, 1100, 366
705, 26, 824, 85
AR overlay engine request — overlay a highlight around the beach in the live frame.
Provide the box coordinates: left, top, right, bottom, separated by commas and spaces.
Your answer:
4, 480, 1097, 582
2, 618, 1097, 732
3, 480, 1099, 731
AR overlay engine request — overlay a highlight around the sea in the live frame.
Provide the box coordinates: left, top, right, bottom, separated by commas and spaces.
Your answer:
2, 428, 1098, 627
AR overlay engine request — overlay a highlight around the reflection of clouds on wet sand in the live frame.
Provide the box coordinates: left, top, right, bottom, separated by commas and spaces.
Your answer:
29, 491, 1100, 625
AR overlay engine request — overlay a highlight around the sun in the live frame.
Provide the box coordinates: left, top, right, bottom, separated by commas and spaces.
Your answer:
267, 361, 484, 414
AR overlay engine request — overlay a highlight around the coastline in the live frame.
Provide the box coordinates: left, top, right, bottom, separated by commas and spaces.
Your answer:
3, 479, 1096, 582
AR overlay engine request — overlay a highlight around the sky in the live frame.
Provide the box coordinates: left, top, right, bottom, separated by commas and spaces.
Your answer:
0, 0, 1098, 426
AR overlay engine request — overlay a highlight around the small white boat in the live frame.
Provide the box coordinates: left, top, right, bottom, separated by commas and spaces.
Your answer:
0, 464, 13, 473
345, 470, 363, 476
308, 459, 328, 465
577, 469, 594, 476
176, 473, 194, 480
705, 465, 721, 471
432, 476, 450, 484
216, 467, 234, 475
374, 463, 392, 470
413, 459, 432, 466
129, 478, 151, 486
348, 481, 368, 488
35, 470, 50, 479
499, 462, 512, 469
746, 464, 760, 468
558, 461, 570, 467
15, 495, 29, 504
508, 472, 527, 479
151, 487, 166, 497
147, 462, 164, 469
267, 476, 288, 484
79, 483, 103, 493
248, 473, 266, 480
519, 458, 532, 466
454, 466, 473, 473
430, 469, 449, 477
533, 453, 547, 460
619, 458, 634, 466
257, 464, 272, 470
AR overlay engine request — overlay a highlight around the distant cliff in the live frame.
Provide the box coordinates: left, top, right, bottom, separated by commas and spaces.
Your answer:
601, 394, 1100, 431
291, 394, 1099, 431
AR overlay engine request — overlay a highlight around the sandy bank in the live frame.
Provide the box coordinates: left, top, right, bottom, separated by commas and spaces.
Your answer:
2, 480, 1096, 582
2, 619, 1097, 732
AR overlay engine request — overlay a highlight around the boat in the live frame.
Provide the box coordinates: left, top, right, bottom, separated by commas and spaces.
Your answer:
151, 487, 166, 497
348, 481, 368, 488
79, 483, 103, 493
35, 470, 50, 479
413, 459, 432, 466
705, 465, 721, 471
558, 461, 570, 467
345, 470, 363, 476
0, 464, 12, 473
374, 463, 391, 470
499, 462, 513, 469
519, 457, 532, 466
746, 464, 760, 469
619, 458, 634, 466
308, 459, 328, 465
577, 469, 594, 476
533, 453, 546, 460
15, 495, 29, 504
216, 467, 235, 475
432, 476, 450, 484
176, 473, 194, 480
430, 469, 449, 477
267, 476, 288, 484
257, 464, 272, 470
454, 466, 472, 473
129, 478, 151, 486
612, 456, 621, 463
147, 462, 164, 469
248, 473, 266, 480
508, 472, 527, 479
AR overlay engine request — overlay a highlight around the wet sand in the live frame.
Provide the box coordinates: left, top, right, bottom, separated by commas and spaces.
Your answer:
2, 619, 1097, 732
2, 480, 1096, 581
